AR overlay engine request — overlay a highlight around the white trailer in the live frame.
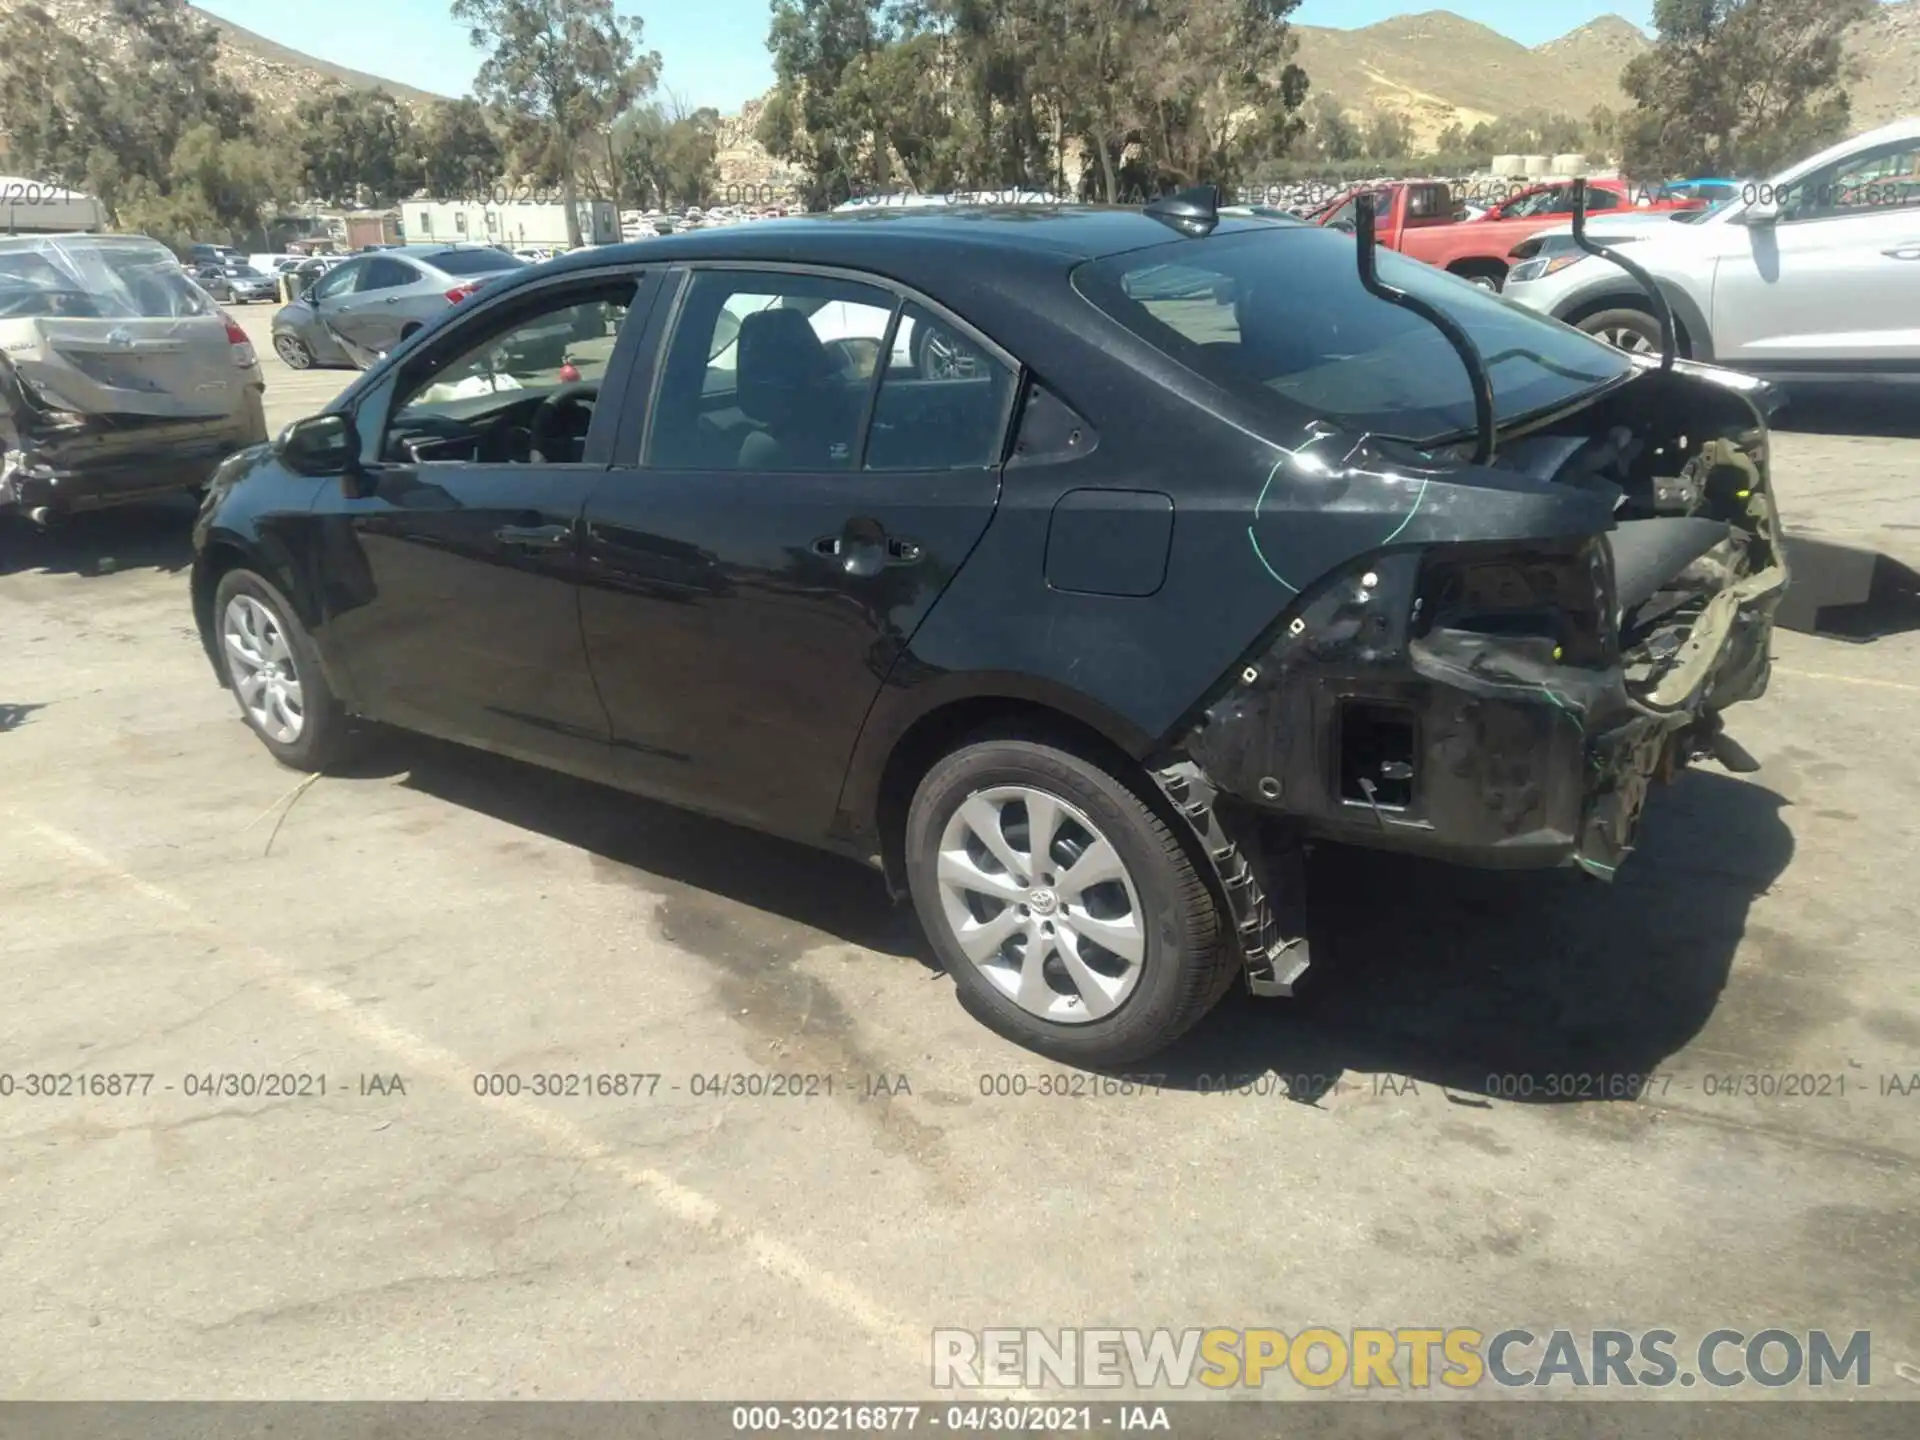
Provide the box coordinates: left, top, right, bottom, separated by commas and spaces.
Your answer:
406, 199, 619, 250
1, 178, 107, 235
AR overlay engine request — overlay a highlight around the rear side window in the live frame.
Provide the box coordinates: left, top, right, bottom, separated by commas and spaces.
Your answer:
434, 249, 525, 276
361, 258, 419, 290
864, 302, 1015, 471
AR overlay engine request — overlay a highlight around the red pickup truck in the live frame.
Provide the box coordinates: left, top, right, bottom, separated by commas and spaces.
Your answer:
1306, 179, 1707, 290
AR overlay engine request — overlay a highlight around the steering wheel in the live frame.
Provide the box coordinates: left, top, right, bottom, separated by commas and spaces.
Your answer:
528, 381, 598, 464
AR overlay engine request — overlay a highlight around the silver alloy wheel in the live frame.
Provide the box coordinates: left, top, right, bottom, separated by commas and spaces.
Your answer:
935, 785, 1147, 1023
918, 327, 977, 380
1595, 324, 1657, 354
222, 593, 306, 745
274, 333, 312, 370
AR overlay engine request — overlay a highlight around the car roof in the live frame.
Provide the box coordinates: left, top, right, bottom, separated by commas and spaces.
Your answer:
533, 206, 1296, 280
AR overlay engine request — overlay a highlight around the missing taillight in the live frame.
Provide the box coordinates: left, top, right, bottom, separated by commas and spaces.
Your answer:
1339, 702, 1416, 809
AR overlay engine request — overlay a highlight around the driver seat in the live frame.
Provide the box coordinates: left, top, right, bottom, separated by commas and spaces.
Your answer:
734, 309, 841, 470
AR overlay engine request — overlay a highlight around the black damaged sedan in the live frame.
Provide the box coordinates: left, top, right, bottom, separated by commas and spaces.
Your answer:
191, 196, 1786, 1064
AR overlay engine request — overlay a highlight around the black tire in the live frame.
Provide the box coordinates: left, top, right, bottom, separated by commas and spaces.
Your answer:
211, 567, 355, 771
1452, 264, 1506, 292
905, 737, 1235, 1066
1578, 307, 1665, 356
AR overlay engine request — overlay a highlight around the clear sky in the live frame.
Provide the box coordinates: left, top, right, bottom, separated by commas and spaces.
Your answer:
192, 1, 1664, 114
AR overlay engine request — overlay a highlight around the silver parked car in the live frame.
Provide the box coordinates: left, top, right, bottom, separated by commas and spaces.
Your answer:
269, 243, 528, 370
0, 232, 267, 521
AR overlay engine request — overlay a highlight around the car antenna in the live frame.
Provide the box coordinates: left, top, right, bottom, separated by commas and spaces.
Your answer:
1570, 177, 1675, 372
1144, 185, 1220, 237
1354, 190, 1496, 465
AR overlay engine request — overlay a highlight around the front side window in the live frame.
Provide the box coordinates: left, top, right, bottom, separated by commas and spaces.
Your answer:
1076, 228, 1631, 444
1779, 142, 1920, 221
309, 261, 363, 300
383, 280, 636, 463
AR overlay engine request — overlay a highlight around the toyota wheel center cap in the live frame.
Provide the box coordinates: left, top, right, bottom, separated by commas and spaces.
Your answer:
1028, 888, 1059, 917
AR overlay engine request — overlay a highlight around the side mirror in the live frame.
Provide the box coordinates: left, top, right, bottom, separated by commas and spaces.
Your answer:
276, 413, 360, 477
1743, 195, 1781, 225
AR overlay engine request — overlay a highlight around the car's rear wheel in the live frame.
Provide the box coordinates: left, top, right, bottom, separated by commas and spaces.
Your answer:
1579, 307, 1664, 355
213, 568, 352, 771
274, 333, 315, 370
905, 738, 1235, 1065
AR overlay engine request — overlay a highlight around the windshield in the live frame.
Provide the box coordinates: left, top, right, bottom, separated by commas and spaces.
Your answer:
0, 235, 215, 319
434, 249, 525, 276
1075, 228, 1631, 443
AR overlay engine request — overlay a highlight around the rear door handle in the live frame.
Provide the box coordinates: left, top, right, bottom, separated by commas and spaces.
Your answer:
811, 535, 844, 557
495, 522, 572, 551
1885, 245, 1920, 261
885, 537, 922, 563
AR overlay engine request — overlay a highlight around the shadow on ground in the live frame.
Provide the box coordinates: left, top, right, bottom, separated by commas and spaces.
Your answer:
1157, 767, 1795, 1101
346, 730, 928, 962
0, 495, 198, 578
1772, 388, 1920, 440
348, 731, 1792, 1101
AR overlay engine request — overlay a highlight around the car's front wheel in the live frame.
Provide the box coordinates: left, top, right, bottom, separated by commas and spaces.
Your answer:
905, 738, 1236, 1065
1579, 307, 1665, 356
213, 568, 353, 771
273, 333, 315, 370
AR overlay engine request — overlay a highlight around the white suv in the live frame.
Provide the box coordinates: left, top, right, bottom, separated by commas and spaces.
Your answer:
1503, 118, 1920, 386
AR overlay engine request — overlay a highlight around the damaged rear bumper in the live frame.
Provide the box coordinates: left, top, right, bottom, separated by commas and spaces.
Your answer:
3, 391, 268, 517
1184, 531, 1785, 881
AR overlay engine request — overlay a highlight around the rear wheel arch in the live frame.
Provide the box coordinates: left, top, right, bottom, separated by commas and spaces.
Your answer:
870, 695, 1152, 899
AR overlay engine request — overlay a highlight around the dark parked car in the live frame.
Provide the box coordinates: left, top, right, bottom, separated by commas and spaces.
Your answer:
190, 199, 1785, 1063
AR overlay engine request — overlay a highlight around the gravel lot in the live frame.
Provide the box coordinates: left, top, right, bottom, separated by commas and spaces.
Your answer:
3, 304, 1917, 1403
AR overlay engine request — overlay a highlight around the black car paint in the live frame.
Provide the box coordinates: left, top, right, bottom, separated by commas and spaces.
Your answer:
193, 208, 1781, 924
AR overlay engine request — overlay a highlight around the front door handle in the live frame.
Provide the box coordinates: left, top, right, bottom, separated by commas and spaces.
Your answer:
495, 522, 572, 551
885, 537, 922, 564
1885, 245, 1920, 261
811, 535, 844, 558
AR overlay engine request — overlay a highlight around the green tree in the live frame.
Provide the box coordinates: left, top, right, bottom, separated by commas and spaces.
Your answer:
451, 0, 663, 246
1620, 0, 1875, 177
1364, 109, 1413, 162
295, 86, 422, 205
613, 98, 721, 207
0, 0, 285, 246
419, 99, 509, 196
1303, 94, 1361, 163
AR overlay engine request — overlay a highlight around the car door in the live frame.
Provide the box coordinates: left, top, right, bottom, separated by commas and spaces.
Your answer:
324, 255, 422, 360
304, 257, 367, 345
576, 266, 1018, 840
1711, 136, 1920, 371
317, 268, 658, 778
